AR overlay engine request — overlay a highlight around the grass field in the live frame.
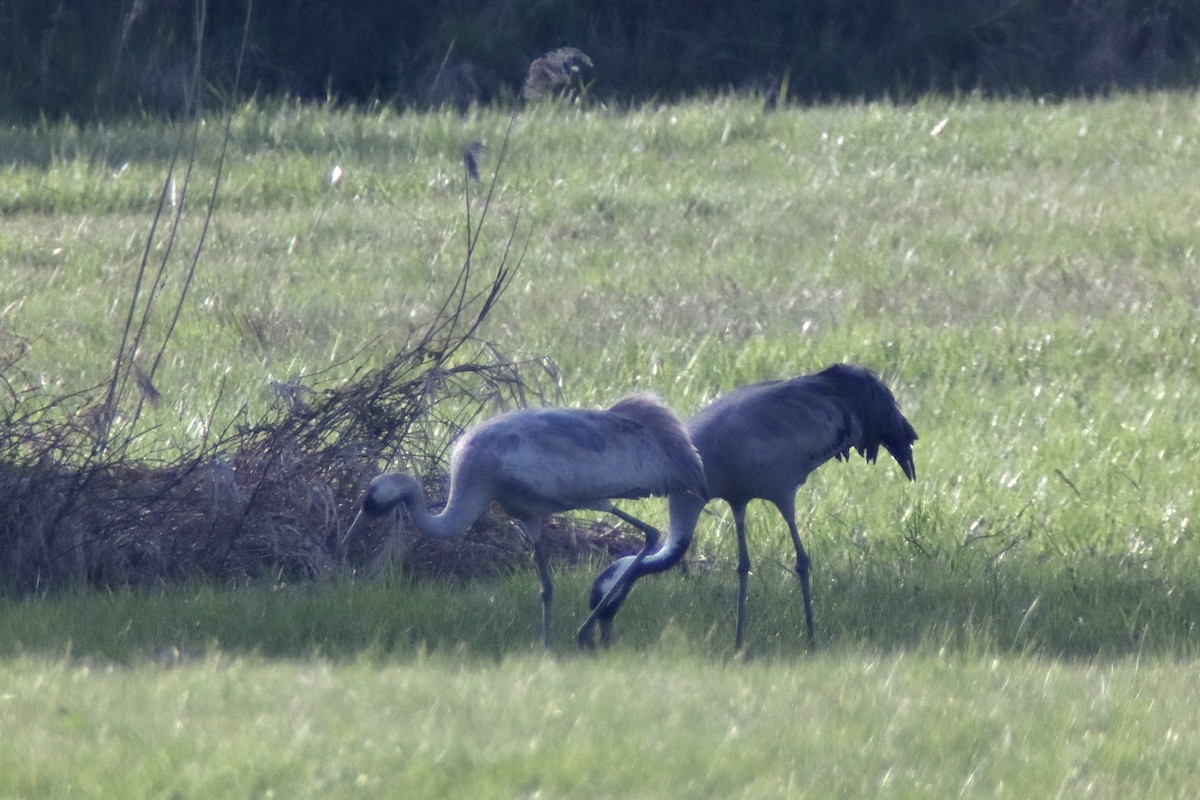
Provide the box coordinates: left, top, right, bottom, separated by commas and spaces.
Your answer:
3, 91, 1200, 796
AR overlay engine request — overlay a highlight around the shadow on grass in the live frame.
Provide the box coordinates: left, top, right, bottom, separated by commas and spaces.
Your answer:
728, 549, 1200, 662
1, 549, 1197, 665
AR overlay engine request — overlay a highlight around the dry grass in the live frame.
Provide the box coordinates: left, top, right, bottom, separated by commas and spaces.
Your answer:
0, 269, 574, 593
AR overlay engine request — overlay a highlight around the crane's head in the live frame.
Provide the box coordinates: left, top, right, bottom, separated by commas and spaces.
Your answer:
360, 472, 424, 516
868, 404, 918, 482
578, 555, 639, 647
819, 364, 919, 481
339, 472, 423, 550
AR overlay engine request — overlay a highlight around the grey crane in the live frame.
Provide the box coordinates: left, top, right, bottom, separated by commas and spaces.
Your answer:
342, 393, 708, 647
578, 364, 917, 649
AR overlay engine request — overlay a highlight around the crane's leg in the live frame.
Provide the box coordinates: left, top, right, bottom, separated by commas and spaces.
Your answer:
778, 498, 815, 646
525, 520, 554, 648
732, 504, 751, 651
575, 507, 661, 649
606, 507, 661, 553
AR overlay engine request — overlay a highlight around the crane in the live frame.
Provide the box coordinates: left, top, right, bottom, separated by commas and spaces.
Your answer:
578, 364, 917, 649
342, 393, 707, 647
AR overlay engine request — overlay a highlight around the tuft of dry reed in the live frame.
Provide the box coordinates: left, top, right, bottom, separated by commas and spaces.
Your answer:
522, 47, 594, 101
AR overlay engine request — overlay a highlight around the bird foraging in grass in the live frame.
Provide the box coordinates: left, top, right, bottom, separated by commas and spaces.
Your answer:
580, 364, 918, 649
343, 393, 707, 647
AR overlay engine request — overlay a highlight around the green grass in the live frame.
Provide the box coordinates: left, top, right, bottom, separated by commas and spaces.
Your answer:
4, 649, 1200, 798
2, 573, 1200, 798
4, 92, 1200, 796
1, 553, 1197, 663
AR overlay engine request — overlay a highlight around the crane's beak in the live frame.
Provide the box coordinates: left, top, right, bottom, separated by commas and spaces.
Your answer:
338, 507, 369, 551
887, 444, 917, 481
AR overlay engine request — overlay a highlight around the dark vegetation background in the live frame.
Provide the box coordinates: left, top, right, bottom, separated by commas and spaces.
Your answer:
4, 0, 1199, 120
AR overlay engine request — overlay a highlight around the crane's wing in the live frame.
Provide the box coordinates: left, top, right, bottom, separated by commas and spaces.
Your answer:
454, 400, 705, 517
691, 379, 856, 498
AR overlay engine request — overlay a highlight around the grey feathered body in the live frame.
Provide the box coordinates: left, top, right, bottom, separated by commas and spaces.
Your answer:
692, 363, 917, 508
353, 392, 705, 647
446, 393, 707, 520
582, 363, 918, 647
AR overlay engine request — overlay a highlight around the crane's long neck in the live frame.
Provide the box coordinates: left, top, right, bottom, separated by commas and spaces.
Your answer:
637, 490, 707, 576
363, 472, 488, 540
588, 490, 707, 615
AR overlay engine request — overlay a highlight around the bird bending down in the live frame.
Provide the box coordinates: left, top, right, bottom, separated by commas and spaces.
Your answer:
580, 364, 918, 649
343, 393, 707, 647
